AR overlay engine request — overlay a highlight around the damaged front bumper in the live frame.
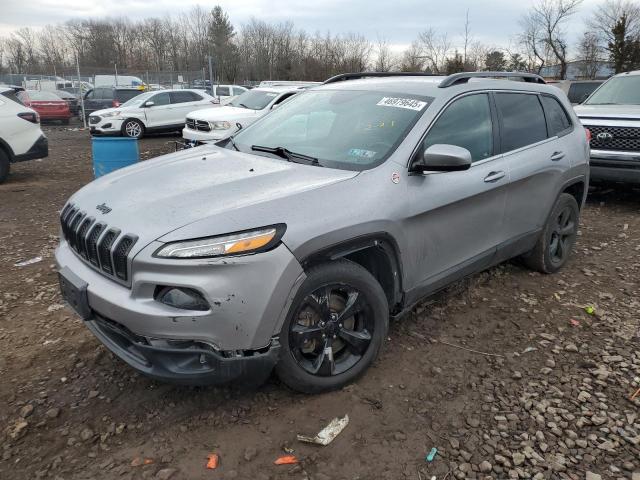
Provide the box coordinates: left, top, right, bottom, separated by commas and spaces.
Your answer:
87, 314, 280, 385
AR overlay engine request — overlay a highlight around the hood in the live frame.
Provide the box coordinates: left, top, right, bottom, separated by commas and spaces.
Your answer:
92, 107, 121, 117
189, 105, 260, 122
574, 104, 640, 120
66, 145, 357, 252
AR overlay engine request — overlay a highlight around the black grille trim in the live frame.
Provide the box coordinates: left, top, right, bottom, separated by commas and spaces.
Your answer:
585, 125, 640, 152
86, 223, 106, 267
98, 229, 120, 275
186, 118, 211, 132
113, 236, 138, 280
60, 203, 136, 284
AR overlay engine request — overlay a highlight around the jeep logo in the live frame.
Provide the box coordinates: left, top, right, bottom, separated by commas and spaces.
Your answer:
96, 203, 112, 214
596, 132, 614, 143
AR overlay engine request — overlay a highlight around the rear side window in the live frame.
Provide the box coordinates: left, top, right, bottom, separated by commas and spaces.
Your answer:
541, 95, 572, 136
216, 86, 231, 96
1, 90, 25, 105
422, 93, 493, 162
495, 93, 547, 152
116, 89, 142, 102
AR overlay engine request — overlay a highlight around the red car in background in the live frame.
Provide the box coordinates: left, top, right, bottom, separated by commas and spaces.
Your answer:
18, 90, 72, 124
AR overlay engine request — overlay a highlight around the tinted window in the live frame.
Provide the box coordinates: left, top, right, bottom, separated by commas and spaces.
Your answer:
1, 90, 25, 105
96, 88, 113, 100
228, 90, 279, 110
116, 89, 142, 102
422, 94, 493, 162
216, 86, 231, 96
150, 92, 170, 106
495, 93, 547, 152
171, 91, 200, 103
541, 96, 572, 136
567, 82, 601, 104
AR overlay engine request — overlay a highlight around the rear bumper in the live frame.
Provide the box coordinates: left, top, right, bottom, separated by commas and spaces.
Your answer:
13, 135, 48, 162
85, 314, 280, 385
590, 149, 640, 183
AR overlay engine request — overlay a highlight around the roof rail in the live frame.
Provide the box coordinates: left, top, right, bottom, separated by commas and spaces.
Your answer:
323, 72, 441, 84
438, 72, 546, 88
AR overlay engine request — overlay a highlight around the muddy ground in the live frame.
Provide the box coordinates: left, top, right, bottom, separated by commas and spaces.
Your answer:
0, 122, 638, 480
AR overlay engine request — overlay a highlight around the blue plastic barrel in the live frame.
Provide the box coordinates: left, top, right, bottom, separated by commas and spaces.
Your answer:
92, 137, 140, 178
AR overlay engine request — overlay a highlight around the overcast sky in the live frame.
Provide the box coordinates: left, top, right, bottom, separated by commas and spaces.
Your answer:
0, 0, 603, 52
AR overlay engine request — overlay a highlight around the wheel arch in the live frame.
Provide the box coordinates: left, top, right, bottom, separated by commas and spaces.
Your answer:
0, 137, 15, 161
300, 233, 404, 314
560, 176, 587, 210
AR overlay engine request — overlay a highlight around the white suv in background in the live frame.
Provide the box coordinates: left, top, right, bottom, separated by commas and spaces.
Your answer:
183, 84, 315, 143
89, 89, 216, 139
0, 86, 48, 183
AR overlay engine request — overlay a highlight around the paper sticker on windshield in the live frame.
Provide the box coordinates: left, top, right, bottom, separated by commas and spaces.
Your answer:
348, 148, 377, 159
377, 97, 427, 111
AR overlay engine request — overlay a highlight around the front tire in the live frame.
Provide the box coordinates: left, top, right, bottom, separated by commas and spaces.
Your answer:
122, 118, 144, 139
522, 193, 580, 273
275, 260, 388, 393
0, 149, 10, 184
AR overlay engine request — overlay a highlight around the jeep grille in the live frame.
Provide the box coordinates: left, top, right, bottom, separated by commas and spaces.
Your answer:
60, 203, 137, 283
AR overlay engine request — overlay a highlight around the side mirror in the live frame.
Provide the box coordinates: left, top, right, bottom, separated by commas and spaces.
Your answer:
412, 144, 472, 173
271, 103, 281, 110
144, 101, 155, 108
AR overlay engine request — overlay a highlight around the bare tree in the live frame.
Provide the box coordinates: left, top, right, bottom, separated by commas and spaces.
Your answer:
518, 12, 547, 73
530, 0, 584, 79
374, 36, 395, 72
578, 31, 603, 78
400, 41, 425, 71
588, 0, 640, 46
417, 28, 451, 73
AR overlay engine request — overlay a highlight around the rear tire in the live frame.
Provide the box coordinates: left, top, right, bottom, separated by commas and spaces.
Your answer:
522, 193, 579, 273
122, 119, 144, 139
0, 150, 10, 184
275, 260, 388, 393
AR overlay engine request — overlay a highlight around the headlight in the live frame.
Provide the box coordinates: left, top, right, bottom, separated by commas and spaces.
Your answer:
101, 110, 121, 118
154, 225, 285, 259
211, 121, 231, 130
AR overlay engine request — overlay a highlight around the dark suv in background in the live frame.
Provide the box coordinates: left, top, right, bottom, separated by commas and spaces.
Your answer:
83, 87, 145, 120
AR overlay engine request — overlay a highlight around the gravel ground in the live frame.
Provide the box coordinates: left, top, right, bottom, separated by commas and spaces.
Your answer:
0, 123, 638, 480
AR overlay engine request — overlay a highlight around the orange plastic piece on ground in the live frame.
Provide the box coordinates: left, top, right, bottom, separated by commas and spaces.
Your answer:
206, 453, 219, 469
274, 455, 298, 465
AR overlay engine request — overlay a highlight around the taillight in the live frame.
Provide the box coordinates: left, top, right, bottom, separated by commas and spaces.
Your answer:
17, 112, 39, 124
585, 128, 591, 142
112, 100, 121, 108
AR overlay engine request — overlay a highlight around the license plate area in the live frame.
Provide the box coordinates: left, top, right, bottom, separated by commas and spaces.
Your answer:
58, 267, 91, 320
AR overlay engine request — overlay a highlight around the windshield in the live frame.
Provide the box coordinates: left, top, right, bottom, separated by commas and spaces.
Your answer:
232, 89, 433, 171
120, 91, 153, 107
228, 89, 279, 110
27, 91, 62, 101
585, 76, 640, 105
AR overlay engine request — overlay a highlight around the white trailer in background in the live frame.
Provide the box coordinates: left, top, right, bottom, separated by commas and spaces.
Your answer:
94, 75, 145, 88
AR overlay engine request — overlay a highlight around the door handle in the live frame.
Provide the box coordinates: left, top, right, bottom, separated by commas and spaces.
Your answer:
550, 151, 565, 161
484, 171, 505, 183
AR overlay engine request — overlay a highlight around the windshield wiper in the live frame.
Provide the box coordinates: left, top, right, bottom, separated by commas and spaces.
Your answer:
226, 135, 239, 151
238, 103, 250, 109
251, 145, 322, 166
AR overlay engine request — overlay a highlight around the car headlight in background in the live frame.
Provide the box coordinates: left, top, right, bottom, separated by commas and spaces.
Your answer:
211, 121, 231, 130
154, 225, 285, 259
101, 110, 122, 118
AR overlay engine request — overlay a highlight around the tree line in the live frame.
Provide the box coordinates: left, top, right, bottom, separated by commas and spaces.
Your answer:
1, 0, 639, 83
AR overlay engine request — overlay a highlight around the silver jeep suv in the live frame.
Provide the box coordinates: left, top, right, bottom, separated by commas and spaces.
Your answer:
574, 70, 640, 183
56, 72, 590, 393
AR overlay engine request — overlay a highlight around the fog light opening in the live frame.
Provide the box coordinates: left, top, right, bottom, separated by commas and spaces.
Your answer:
155, 286, 210, 311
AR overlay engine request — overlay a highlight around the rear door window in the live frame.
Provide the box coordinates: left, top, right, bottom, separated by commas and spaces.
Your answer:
495, 93, 548, 152
422, 93, 494, 162
567, 82, 600, 104
540, 95, 572, 137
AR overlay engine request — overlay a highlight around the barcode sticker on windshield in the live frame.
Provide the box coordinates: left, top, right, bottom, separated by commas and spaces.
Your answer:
377, 97, 427, 111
